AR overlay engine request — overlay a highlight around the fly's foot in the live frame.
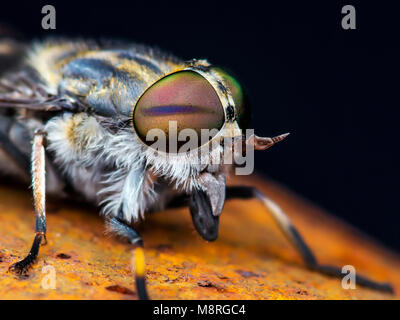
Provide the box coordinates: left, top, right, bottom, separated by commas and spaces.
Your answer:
8, 256, 36, 277
8, 233, 44, 277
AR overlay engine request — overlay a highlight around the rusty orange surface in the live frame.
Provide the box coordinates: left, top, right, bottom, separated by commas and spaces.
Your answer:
0, 175, 399, 300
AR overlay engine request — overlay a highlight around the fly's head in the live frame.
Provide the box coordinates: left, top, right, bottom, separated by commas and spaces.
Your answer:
126, 59, 287, 240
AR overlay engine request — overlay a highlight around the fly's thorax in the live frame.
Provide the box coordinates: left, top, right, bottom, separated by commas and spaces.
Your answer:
29, 40, 185, 118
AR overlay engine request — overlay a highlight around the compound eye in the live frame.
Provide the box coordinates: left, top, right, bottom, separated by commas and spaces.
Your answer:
133, 71, 224, 151
213, 67, 249, 129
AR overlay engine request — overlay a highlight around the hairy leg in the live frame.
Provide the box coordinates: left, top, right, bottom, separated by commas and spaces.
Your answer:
9, 130, 47, 275
106, 216, 148, 300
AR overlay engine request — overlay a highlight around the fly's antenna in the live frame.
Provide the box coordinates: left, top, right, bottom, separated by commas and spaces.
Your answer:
245, 132, 290, 151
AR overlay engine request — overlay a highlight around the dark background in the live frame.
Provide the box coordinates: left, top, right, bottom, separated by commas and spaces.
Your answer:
0, 1, 399, 251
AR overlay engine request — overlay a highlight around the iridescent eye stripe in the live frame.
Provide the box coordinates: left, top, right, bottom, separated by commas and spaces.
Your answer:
142, 105, 213, 116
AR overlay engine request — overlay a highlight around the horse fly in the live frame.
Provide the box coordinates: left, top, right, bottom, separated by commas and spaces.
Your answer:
0, 38, 393, 299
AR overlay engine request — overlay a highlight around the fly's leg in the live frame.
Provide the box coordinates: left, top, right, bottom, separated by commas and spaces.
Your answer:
9, 130, 47, 275
226, 186, 317, 265
226, 186, 394, 294
106, 216, 149, 300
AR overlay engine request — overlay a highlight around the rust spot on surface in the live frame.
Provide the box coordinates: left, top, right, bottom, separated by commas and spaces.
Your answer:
236, 270, 260, 278
198, 280, 213, 287
106, 285, 136, 296
296, 290, 309, 295
197, 280, 225, 291
216, 273, 229, 280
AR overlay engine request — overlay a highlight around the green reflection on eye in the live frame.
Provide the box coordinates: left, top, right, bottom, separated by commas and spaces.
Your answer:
212, 67, 246, 126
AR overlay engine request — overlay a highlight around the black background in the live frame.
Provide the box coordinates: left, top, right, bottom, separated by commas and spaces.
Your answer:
0, 1, 399, 251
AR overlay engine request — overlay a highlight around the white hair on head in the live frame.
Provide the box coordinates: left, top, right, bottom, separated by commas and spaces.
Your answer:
45, 112, 227, 222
